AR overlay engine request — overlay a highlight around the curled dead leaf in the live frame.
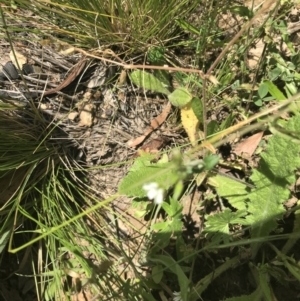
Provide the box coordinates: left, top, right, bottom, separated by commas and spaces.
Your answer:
138, 137, 165, 154
128, 102, 171, 147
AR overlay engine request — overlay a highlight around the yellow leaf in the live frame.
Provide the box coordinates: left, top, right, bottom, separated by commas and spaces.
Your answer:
181, 103, 200, 145
9, 50, 26, 68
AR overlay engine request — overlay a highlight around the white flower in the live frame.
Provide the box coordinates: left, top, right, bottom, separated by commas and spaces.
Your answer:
142, 182, 164, 205
173, 291, 183, 301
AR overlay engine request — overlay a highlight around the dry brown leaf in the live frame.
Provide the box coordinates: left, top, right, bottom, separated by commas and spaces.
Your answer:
117, 69, 127, 86
44, 57, 86, 95
128, 102, 171, 147
78, 103, 94, 127
233, 131, 263, 158
137, 137, 165, 154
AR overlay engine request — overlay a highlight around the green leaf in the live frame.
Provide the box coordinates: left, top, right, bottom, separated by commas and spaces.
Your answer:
207, 173, 248, 210
204, 209, 248, 244
118, 154, 178, 197
207, 120, 219, 136
254, 97, 263, 107
162, 197, 182, 217
190, 97, 203, 123
285, 82, 297, 96
176, 236, 187, 262
168, 87, 193, 107
263, 80, 286, 101
148, 255, 190, 301
153, 198, 183, 233
246, 115, 300, 255
154, 70, 171, 88
268, 67, 282, 81
220, 113, 234, 131
147, 46, 166, 65
258, 83, 269, 98
129, 70, 170, 95
173, 180, 184, 200
45, 278, 59, 301
175, 19, 200, 34
257, 265, 273, 301
151, 232, 171, 251
202, 154, 220, 171
0, 228, 11, 254
228, 6, 253, 18
152, 265, 164, 284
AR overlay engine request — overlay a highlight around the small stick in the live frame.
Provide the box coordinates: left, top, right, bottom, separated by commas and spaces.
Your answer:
43, 56, 87, 95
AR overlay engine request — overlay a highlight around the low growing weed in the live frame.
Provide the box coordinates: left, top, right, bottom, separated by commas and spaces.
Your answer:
118, 104, 300, 301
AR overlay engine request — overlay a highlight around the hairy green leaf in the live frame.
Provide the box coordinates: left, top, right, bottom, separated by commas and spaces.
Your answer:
168, 87, 193, 107
204, 209, 248, 244
207, 173, 248, 210
129, 70, 170, 95
118, 154, 178, 197
190, 97, 203, 123
246, 115, 300, 254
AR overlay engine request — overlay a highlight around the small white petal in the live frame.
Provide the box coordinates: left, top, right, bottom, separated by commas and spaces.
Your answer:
143, 182, 164, 204
173, 291, 182, 301
154, 188, 164, 205
147, 189, 157, 200
143, 182, 158, 192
